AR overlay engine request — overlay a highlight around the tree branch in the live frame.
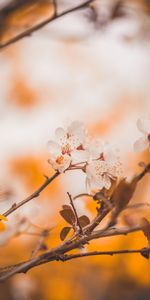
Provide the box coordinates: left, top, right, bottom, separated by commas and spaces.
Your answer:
0, 220, 148, 281
63, 247, 150, 261
3, 171, 59, 217
0, 0, 95, 50
67, 192, 83, 234
0, 163, 149, 280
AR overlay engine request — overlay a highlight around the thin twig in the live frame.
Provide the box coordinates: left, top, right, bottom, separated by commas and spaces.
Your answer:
3, 171, 59, 217
0, 0, 95, 50
73, 193, 93, 200
63, 247, 150, 261
67, 192, 83, 234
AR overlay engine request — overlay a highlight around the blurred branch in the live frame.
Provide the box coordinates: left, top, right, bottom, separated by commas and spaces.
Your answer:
0, 0, 95, 50
0, 220, 149, 281
0, 163, 149, 280
3, 171, 59, 217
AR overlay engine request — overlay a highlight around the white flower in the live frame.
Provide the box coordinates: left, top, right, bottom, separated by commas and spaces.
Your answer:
134, 118, 150, 152
48, 121, 89, 172
85, 148, 122, 194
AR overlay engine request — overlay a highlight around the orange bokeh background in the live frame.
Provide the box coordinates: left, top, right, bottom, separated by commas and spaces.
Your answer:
0, 1, 150, 299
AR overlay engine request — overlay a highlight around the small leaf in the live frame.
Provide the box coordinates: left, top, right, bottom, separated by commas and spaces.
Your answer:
110, 178, 137, 226
60, 208, 76, 225
79, 215, 90, 228
141, 248, 150, 259
60, 227, 71, 241
62, 205, 72, 210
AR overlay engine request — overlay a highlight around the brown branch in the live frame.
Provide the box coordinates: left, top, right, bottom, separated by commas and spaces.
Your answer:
63, 247, 150, 261
0, 220, 147, 281
3, 171, 59, 217
0, 0, 95, 50
67, 192, 83, 234
0, 163, 149, 280
84, 207, 110, 233
136, 163, 150, 182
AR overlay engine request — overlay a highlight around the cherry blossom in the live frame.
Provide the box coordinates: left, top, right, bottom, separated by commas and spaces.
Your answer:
134, 118, 150, 152
48, 121, 89, 172
85, 147, 123, 194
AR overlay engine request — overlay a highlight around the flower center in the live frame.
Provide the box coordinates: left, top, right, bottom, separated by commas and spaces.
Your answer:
56, 156, 64, 165
62, 144, 72, 155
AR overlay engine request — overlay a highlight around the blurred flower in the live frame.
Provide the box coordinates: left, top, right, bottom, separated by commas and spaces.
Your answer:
48, 121, 89, 172
134, 118, 150, 152
11, 274, 37, 300
85, 147, 123, 194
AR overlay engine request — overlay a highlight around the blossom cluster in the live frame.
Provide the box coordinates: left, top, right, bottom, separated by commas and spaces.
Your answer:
48, 121, 123, 194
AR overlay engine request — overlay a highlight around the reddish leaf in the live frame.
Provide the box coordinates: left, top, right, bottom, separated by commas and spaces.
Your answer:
60, 227, 71, 241
62, 205, 72, 210
141, 218, 150, 245
141, 248, 150, 259
60, 208, 76, 226
110, 178, 137, 226
79, 215, 90, 228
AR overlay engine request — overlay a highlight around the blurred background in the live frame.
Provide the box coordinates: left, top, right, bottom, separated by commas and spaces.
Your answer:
0, 0, 150, 299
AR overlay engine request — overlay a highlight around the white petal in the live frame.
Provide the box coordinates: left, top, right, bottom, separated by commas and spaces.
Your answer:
86, 163, 97, 177
68, 121, 86, 146
137, 119, 150, 134
55, 127, 67, 144
86, 141, 103, 160
47, 141, 61, 155
103, 174, 111, 190
94, 176, 105, 190
68, 121, 84, 133
71, 150, 89, 164
86, 177, 92, 194
134, 137, 148, 152
104, 149, 118, 163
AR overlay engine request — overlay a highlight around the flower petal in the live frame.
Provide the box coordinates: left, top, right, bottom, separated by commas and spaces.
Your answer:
55, 127, 67, 144
68, 121, 84, 133
71, 150, 89, 164
47, 141, 61, 156
103, 174, 112, 190
134, 137, 148, 152
137, 118, 150, 134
